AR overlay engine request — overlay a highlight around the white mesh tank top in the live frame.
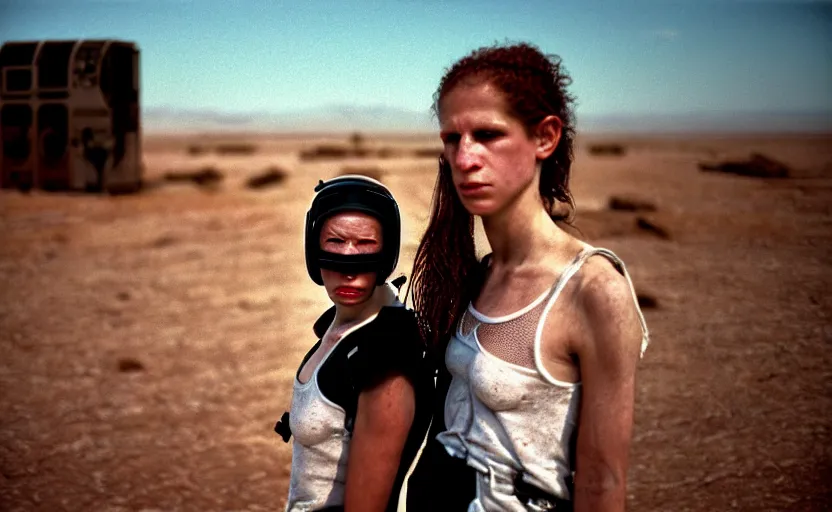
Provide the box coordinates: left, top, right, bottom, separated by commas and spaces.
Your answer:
437, 245, 650, 505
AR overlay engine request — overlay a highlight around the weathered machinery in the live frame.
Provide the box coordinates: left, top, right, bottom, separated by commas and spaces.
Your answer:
0, 39, 141, 193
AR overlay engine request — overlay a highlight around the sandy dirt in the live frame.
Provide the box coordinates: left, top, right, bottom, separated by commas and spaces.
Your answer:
1, 132, 830, 511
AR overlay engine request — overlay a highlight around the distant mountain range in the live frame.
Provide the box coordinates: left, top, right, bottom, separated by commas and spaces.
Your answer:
578, 110, 832, 134
141, 104, 832, 134
141, 105, 436, 134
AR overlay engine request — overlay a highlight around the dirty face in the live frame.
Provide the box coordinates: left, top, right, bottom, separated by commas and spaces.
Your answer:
318, 211, 382, 307
439, 81, 542, 217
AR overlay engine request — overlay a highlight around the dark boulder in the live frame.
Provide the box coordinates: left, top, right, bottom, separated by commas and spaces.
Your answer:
163, 167, 224, 187
699, 153, 790, 178
588, 143, 626, 156
246, 167, 288, 189
608, 195, 657, 212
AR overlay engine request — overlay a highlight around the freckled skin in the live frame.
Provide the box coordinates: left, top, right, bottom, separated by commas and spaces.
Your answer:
311, 210, 417, 512
318, 212, 382, 308
437, 79, 646, 512
439, 82, 542, 218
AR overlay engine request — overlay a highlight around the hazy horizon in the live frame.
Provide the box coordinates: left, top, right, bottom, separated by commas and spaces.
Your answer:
139, 104, 832, 135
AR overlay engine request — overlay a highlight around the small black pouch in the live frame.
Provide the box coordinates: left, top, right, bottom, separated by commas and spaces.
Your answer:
512, 472, 573, 511
274, 411, 291, 443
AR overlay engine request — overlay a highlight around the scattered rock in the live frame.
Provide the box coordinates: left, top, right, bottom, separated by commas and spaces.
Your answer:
412, 147, 442, 159
117, 358, 144, 373
376, 147, 399, 159
101, 307, 122, 317
187, 144, 207, 156
237, 298, 269, 311
588, 143, 626, 156
162, 167, 224, 188
184, 250, 203, 261
205, 219, 224, 231
215, 143, 258, 156
299, 145, 355, 161
186, 143, 258, 156
608, 195, 657, 212
245, 167, 289, 189
299, 144, 421, 161
150, 234, 178, 248
636, 216, 671, 240
137, 177, 166, 192
756, 371, 778, 383
637, 293, 659, 309
698, 153, 791, 178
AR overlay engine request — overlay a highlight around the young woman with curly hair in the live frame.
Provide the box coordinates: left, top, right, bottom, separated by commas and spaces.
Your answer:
406, 42, 650, 512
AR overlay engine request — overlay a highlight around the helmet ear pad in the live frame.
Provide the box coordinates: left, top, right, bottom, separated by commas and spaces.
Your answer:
305, 209, 325, 286
304, 177, 401, 287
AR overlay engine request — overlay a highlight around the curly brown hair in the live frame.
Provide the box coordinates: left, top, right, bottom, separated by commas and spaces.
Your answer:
409, 42, 578, 351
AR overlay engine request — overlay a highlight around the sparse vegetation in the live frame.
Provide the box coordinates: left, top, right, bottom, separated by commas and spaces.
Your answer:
3, 132, 827, 512
699, 153, 790, 178
376, 147, 399, 159
635, 216, 671, 239
246, 166, 289, 189
299, 143, 437, 161
150, 234, 178, 248
163, 167, 224, 188
299, 145, 353, 160
214, 143, 258, 155
412, 147, 442, 159
349, 132, 365, 151
187, 144, 208, 156
117, 357, 145, 373
588, 143, 626, 156
185, 143, 258, 156
608, 195, 657, 212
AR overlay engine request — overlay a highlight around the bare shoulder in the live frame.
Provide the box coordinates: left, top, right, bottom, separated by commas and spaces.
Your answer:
573, 256, 633, 317
570, 255, 643, 359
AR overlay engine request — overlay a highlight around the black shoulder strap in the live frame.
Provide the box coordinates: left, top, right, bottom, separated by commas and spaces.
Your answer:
391, 275, 407, 290
340, 304, 423, 434
480, 252, 493, 270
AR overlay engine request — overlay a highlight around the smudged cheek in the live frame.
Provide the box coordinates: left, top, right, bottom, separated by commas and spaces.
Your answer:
489, 150, 539, 196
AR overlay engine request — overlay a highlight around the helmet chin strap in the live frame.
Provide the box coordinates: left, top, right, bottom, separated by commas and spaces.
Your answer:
317, 250, 386, 277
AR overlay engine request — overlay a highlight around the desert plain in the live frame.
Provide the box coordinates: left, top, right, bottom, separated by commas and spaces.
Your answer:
1, 130, 830, 511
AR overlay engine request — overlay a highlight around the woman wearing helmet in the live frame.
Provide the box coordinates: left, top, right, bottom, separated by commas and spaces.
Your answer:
276, 175, 434, 512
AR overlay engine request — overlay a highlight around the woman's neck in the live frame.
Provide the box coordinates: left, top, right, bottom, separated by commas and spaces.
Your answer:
482, 188, 567, 267
329, 284, 393, 334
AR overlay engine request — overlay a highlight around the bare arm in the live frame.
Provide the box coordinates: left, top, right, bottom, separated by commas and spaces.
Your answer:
344, 373, 416, 512
572, 268, 644, 512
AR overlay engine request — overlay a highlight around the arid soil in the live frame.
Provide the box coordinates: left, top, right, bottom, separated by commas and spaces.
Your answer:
1, 132, 830, 511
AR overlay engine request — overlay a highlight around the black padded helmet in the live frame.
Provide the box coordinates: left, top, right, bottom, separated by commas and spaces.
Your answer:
304, 175, 401, 286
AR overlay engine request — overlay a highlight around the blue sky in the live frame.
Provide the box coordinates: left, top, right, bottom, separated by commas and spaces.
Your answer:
1, 0, 830, 130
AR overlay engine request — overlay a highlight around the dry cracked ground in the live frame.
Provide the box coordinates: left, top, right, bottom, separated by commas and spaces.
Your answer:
1, 133, 830, 511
